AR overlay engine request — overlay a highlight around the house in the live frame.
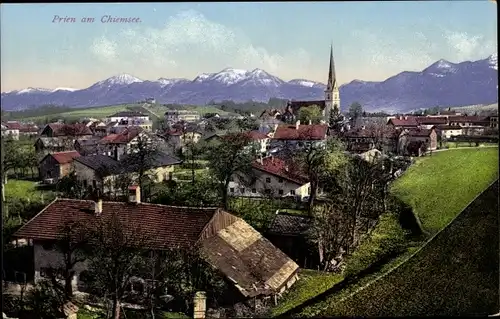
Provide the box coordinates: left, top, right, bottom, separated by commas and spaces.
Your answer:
162, 127, 203, 153
88, 121, 107, 137
19, 123, 40, 137
74, 138, 101, 156
40, 123, 93, 138
164, 110, 201, 124
386, 116, 419, 129
243, 131, 270, 155
97, 127, 145, 161
106, 111, 153, 132
415, 117, 448, 129
271, 121, 329, 149
13, 190, 299, 302
266, 212, 316, 268
1, 122, 20, 140
39, 151, 81, 182
435, 125, 463, 139
34, 137, 72, 161
229, 156, 312, 201
398, 127, 438, 154
73, 151, 182, 192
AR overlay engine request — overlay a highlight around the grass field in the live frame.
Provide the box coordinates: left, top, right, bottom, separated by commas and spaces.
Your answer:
322, 180, 499, 317
17, 103, 233, 123
390, 147, 498, 235
4, 179, 44, 201
286, 147, 499, 317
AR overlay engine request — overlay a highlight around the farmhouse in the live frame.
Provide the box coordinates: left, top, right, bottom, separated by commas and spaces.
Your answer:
39, 151, 81, 182
13, 190, 299, 302
106, 111, 152, 132
228, 156, 312, 201
34, 137, 72, 161
435, 125, 463, 139
73, 152, 182, 192
164, 109, 201, 124
398, 127, 438, 153
40, 123, 93, 138
97, 127, 146, 161
270, 122, 329, 149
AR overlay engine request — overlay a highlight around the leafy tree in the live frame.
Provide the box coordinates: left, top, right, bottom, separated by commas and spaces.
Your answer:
25, 280, 66, 319
56, 171, 88, 199
206, 133, 255, 210
298, 105, 323, 124
348, 102, 363, 121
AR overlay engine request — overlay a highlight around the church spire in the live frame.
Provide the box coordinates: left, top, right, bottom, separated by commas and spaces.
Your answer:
327, 44, 336, 90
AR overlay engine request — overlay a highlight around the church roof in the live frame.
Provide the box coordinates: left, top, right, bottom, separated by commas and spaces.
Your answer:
327, 44, 337, 90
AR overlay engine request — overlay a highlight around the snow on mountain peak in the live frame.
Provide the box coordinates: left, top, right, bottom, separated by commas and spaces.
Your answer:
157, 78, 189, 86
193, 73, 213, 82
99, 74, 143, 86
210, 68, 249, 85
436, 59, 453, 69
425, 59, 457, 77
51, 87, 78, 92
15, 87, 51, 95
288, 79, 318, 87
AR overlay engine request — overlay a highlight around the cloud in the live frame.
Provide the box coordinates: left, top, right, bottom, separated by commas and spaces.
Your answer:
444, 31, 496, 61
90, 10, 313, 79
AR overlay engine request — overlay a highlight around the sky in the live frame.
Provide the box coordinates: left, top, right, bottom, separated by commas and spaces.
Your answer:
0, 2, 497, 92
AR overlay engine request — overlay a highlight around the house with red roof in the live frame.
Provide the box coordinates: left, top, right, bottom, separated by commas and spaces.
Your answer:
270, 121, 329, 150
97, 127, 147, 160
228, 156, 312, 201
12, 186, 299, 303
398, 127, 438, 154
39, 151, 81, 182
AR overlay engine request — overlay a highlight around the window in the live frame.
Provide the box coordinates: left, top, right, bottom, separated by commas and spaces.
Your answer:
83, 180, 88, 188
42, 242, 54, 251
92, 180, 97, 189
264, 189, 271, 194
278, 189, 284, 195
278, 178, 283, 183
265, 177, 271, 183
252, 188, 256, 193
230, 188, 234, 193
290, 190, 296, 195
240, 188, 245, 194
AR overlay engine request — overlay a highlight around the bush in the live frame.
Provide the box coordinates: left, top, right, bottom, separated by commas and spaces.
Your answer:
179, 162, 206, 170
25, 280, 65, 319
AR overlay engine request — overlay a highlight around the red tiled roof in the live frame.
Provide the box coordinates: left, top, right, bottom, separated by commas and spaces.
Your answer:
448, 116, 489, 124
387, 117, 419, 127
416, 117, 448, 125
99, 127, 143, 144
245, 130, 268, 141
252, 156, 309, 185
49, 151, 81, 164
13, 199, 218, 249
406, 128, 434, 137
45, 123, 93, 136
273, 124, 328, 140
19, 124, 39, 133
5, 121, 21, 130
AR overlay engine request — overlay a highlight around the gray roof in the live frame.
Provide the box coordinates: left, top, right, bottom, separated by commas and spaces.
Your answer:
267, 213, 312, 236
119, 151, 182, 173
74, 154, 120, 174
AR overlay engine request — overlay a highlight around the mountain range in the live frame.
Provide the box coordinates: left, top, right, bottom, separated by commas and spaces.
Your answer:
1, 54, 497, 113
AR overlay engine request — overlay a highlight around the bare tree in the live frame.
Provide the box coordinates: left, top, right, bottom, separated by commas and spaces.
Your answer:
83, 212, 153, 319
47, 220, 89, 300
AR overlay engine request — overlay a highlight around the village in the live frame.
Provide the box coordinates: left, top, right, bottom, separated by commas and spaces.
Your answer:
1, 46, 499, 319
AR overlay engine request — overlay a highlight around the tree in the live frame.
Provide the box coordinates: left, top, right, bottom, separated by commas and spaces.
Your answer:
121, 131, 161, 202
298, 105, 323, 124
206, 133, 256, 210
56, 172, 88, 199
49, 220, 89, 299
83, 212, 152, 319
348, 102, 363, 122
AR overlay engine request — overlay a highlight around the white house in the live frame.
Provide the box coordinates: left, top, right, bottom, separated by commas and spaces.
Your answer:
1, 122, 20, 140
106, 111, 153, 131
164, 110, 201, 124
228, 156, 312, 201
437, 125, 463, 139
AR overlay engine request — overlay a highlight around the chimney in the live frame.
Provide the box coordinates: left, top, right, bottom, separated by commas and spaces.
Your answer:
193, 291, 206, 319
295, 120, 300, 130
128, 185, 141, 204
94, 199, 103, 216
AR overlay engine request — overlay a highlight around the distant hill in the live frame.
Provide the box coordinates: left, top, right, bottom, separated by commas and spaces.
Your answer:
1, 54, 497, 113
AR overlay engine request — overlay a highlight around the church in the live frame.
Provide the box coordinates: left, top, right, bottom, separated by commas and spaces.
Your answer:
279, 45, 341, 124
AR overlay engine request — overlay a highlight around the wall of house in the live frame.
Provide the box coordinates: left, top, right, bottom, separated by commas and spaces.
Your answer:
442, 129, 463, 139
150, 165, 175, 183
2, 129, 20, 140
73, 161, 102, 190
228, 169, 310, 199
39, 156, 61, 181
33, 241, 88, 291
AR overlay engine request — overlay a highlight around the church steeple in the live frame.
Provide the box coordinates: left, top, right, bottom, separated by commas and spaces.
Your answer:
324, 44, 340, 121
327, 44, 337, 90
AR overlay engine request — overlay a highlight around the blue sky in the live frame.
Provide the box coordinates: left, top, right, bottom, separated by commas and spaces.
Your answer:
0, 2, 497, 92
